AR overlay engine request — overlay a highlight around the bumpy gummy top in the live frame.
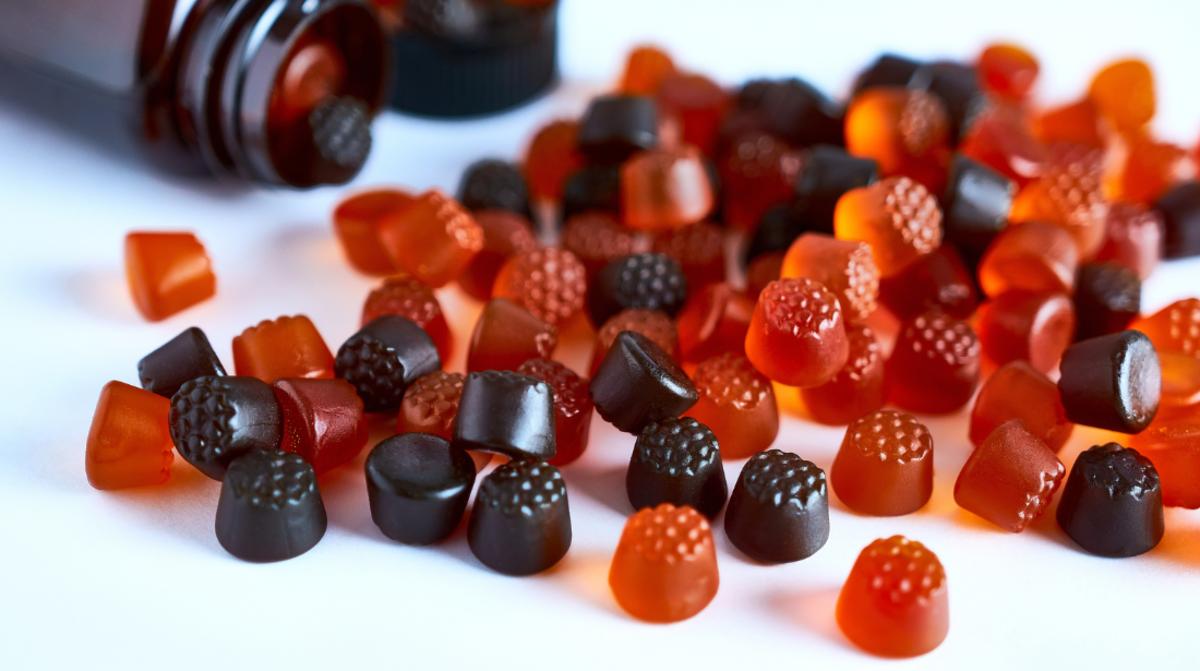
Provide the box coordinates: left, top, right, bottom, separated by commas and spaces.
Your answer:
878, 177, 942, 255
725, 132, 791, 181
562, 213, 636, 265
498, 247, 587, 326
469, 370, 550, 398
831, 324, 882, 384
1075, 443, 1160, 500
459, 159, 528, 212
1151, 298, 1200, 356
236, 315, 312, 341
610, 253, 688, 313
518, 359, 592, 421
898, 90, 949, 155
597, 309, 678, 357
170, 376, 237, 464
760, 277, 842, 336
224, 450, 316, 510
633, 417, 719, 476
401, 371, 464, 434
856, 535, 946, 606
477, 460, 566, 517
362, 275, 442, 328
652, 222, 724, 268
846, 410, 933, 464
1016, 462, 1066, 530
900, 310, 980, 368
692, 353, 772, 410
622, 503, 713, 564
335, 335, 407, 409
1040, 144, 1106, 232
424, 190, 483, 252
739, 449, 826, 509
842, 242, 882, 321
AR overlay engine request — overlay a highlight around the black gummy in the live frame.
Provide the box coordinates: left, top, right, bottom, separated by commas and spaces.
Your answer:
941, 154, 1014, 271
744, 204, 812, 266
909, 61, 986, 144
215, 450, 326, 562
452, 370, 556, 460
309, 97, 372, 171
1056, 443, 1163, 557
851, 53, 923, 95
1058, 330, 1160, 433
1155, 180, 1200, 259
627, 417, 728, 519
724, 449, 829, 563
587, 252, 688, 326
365, 433, 476, 545
792, 144, 879, 234
335, 316, 441, 413
468, 459, 571, 575
561, 163, 622, 222
1073, 262, 1142, 341
577, 95, 659, 164
138, 326, 226, 399
169, 376, 281, 480
590, 331, 698, 434
734, 78, 843, 148
457, 158, 531, 217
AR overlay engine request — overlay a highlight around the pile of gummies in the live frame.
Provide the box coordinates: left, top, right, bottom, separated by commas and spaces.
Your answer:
93, 43, 1199, 657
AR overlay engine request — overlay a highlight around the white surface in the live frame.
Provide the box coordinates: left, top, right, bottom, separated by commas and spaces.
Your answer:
2, 1, 1199, 669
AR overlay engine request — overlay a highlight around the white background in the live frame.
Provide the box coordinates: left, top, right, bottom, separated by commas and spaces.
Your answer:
2, 1, 1199, 669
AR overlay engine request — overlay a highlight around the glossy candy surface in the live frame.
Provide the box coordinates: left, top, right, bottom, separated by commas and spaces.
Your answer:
833, 177, 943, 277
124, 231, 215, 321
578, 95, 659, 164
652, 221, 726, 289
215, 450, 326, 562
886, 309, 980, 414
792, 145, 878, 234
978, 43, 1039, 101
378, 190, 483, 287
86, 381, 174, 490
609, 503, 718, 622
832, 410, 933, 515
622, 147, 714, 230
332, 189, 412, 275
591, 309, 678, 374
396, 370, 463, 439
954, 420, 1065, 532
1058, 330, 1161, 433
169, 376, 281, 480
1087, 59, 1155, 133
361, 275, 451, 361
467, 298, 557, 372
524, 119, 582, 202
676, 283, 753, 363
561, 213, 638, 280
976, 291, 1074, 374
1096, 202, 1163, 279
800, 323, 885, 425
469, 459, 571, 575
453, 371, 555, 461
1131, 298, 1200, 358
724, 450, 829, 563
518, 359, 594, 466
232, 315, 334, 383
878, 244, 977, 321
588, 253, 689, 326
1156, 181, 1200, 259
591, 331, 698, 434
1009, 144, 1108, 258
745, 277, 849, 387
458, 210, 537, 301
1130, 417, 1200, 508
365, 433, 476, 545
1073, 263, 1141, 341
1056, 443, 1164, 557
940, 154, 1014, 269
720, 132, 801, 231
686, 353, 778, 459
978, 221, 1079, 297
969, 362, 1072, 452
781, 233, 880, 323
618, 45, 675, 95
335, 316, 441, 413
627, 417, 728, 519
656, 73, 729, 155
137, 327, 226, 399
492, 247, 588, 327
844, 88, 950, 190
273, 378, 366, 474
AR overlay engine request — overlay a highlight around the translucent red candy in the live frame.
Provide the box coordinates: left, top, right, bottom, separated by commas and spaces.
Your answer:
124, 231, 216, 321
745, 251, 784, 300
591, 308, 679, 375
378, 189, 483, 287
954, 420, 1065, 532
1096, 202, 1164, 279
960, 105, 1048, 186
978, 221, 1079, 297
886, 309, 980, 414
1159, 351, 1200, 411
834, 177, 943, 277
651, 221, 726, 289
975, 291, 1075, 374
518, 358, 594, 466
676, 283, 753, 363
781, 233, 880, 323
1106, 132, 1196, 205
609, 503, 719, 623
1009, 144, 1108, 259
618, 45, 676, 96
832, 410, 933, 515
720, 132, 801, 231
273, 378, 367, 474
492, 247, 587, 327
458, 210, 538, 301
1088, 58, 1155, 133
561, 212, 637, 280
745, 277, 849, 387
1130, 417, 1200, 508
837, 535, 948, 657
467, 298, 557, 372
1034, 98, 1105, 149
86, 381, 173, 490
878, 244, 977, 321
686, 353, 779, 459
1131, 298, 1200, 358
844, 88, 950, 191
801, 323, 885, 425
970, 361, 1073, 452
396, 370, 463, 439
621, 146, 715, 231
978, 43, 1039, 101
232, 314, 334, 383
656, 72, 730, 156
332, 188, 412, 275
361, 275, 452, 362
524, 119, 583, 203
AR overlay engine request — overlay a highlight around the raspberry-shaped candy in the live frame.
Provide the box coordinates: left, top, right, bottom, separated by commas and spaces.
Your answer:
609, 503, 718, 622
781, 233, 881, 322
589, 252, 689, 326
725, 449, 829, 563
335, 316, 441, 413
169, 376, 282, 480
592, 308, 679, 374
362, 275, 451, 361
887, 309, 981, 414
493, 247, 587, 326
397, 370, 464, 439
720, 132, 801, 231
834, 177, 943, 277
469, 459, 571, 575
897, 90, 950, 157
1010, 143, 1108, 258
741, 449, 825, 508
215, 450, 326, 562
745, 277, 848, 387
832, 410, 934, 516
628, 417, 727, 518
457, 158, 530, 217
1133, 298, 1200, 359
801, 323, 885, 425
377, 189, 483, 288
954, 420, 1065, 532
1057, 443, 1164, 557
518, 358, 594, 466
561, 212, 637, 280
652, 221, 726, 289
688, 353, 778, 459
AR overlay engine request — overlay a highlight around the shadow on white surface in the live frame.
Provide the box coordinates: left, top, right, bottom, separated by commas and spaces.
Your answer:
765, 584, 851, 652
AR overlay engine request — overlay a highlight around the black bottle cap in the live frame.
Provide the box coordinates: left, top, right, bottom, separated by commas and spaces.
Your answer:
388, 1, 559, 118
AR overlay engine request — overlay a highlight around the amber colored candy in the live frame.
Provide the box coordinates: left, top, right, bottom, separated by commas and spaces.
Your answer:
1009, 143, 1108, 258
686, 353, 779, 459
878, 244, 977, 321
1131, 298, 1200, 358
832, 410, 933, 515
1096, 202, 1163, 279
833, 177, 943, 277
969, 362, 1073, 452
492, 247, 587, 327
837, 535, 948, 657
396, 370, 463, 438
676, 283, 753, 363
467, 298, 556, 372
524, 119, 583, 202
656, 73, 729, 156
960, 104, 1048, 186
652, 221, 725, 289
561, 212, 638, 280
720, 132, 801, 232
618, 45, 676, 96
232, 315, 334, 383
844, 87, 950, 190
378, 189, 483, 287
361, 275, 452, 362
976, 291, 1074, 374
124, 231, 216, 321
591, 308, 678, 375
1107, 133, 1196, 205
801, 323, 885, 425
978, 43, 1039, 101
781, 233, 880, 323
86, 381, 173, 490
272, 39, 345, 123
1130, 417, 1200, 508
745, 277, 849, 387
1159, 351, 1200, 410
978, 221, 1079, 297
621, 146, 714, 231
458, 210, 537, 301
332, 189, 412, 275
887, 309, 980, 414
1033, 98, 1105, 149
955, 420, 1065, 532
273, 378, 366, 474
518, 358, 593, 466
609, 503, 719, 623
1088, 58, 1155, 133
745, 251, 784, 300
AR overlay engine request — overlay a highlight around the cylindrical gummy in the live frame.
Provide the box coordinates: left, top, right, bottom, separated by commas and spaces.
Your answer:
86, 381, 174, 490
517, 359, 594, 467
137, 327, 226, 398
969, 361, 1073, 452
724, 450, 829, 563
953, 420, 1065, 532
466, 298, 557, 372
365, 433, 476, 545
886, 308, 981, 414
215, 450, 326, 562
609, 503, 718, 623
468, 460, 571, 576
1156, 181, 1200, 259
976, 291, 1074, 374
627, 417, 728, 519
792, 145, 879, 233
744, 277, 849, 387
590, 331, 699, 434
1056, 443, 1164, 557
169, 376, 282, 480
1058, 330, 1161, 433
686, 353, 779, 459
453, 371, 556, 461
832, 410, 934, 516
272, 378, 367, 474
1073, 262, 1142, 341
577, 95, 660, 164
940, 154, 1014, 269
457, 159, 531, 218
334, 315, 441, 413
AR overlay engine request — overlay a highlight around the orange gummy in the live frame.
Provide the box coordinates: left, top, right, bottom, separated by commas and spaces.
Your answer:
844, 88, 950, 191
1160, 351, 1200, 410
332, 189, 412, 275
1009, 143, 1108, 258
832, 410, 933, 516
124, 231, 216, 321
833, 177, 943, 277
687, 353, 779, 459
609, 503, 719, 623
378, 189, 482, 287
978, 43, 1039, 101
745, 251, 784, 300
1106, 132, 1197, 205
745, 277, 849, 387
886, 309, 980, 414
976, 291, 1075, 374
800, 323, 885, 425
1130, 416, 1200, 508
467, 298, 557, 372
1095, 202, 1164, 279
656, 73, 730, 156
969, 361, 1073, 452
1131, 298, 1200, 358
978, 221, 1079, 297
781, 233, 880, 322
676, 283, 753, 363
960, 104, 1048, 186
652, 221, 726, 289
618, 45, 676, 96
954, 420, 1065, 532
720, 132, 801, 232
85, 381, 174, 490
524, 119, 583, 202
591, 308, 678, 375
492, 247, 587, 327
837, 535, 948, 657
458, 210, 537, 301
232, 314, 334, 382
621, 146, 714, 231
1033, 98, 1106, 149
361, 275, 452, 362
1088, 58, 1155, 133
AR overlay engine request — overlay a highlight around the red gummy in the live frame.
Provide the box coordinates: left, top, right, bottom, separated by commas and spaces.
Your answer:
886, 309, 980, 414
85, 381, 173, 490
561, 212, 638, 281
878, 244, 977, 321
955, 420, 1065, 532
396, 370, 464, 440
124, 231, 216, 322
720, 132, 801, 231
232, 314, 334, 383
970, 361, 1073, 452
801, 323, 885, 425
1009, 143, 1108, 259
745, 277, 849, 387
273, 378, 367, 474
1131, 298, 1200, 359
1095, 202, 1164, 280
361, 275, 452, 362
378, 189, 483, 287
1160, 351, 1200, 411
458, 209, 538, 301
621, 146, 715, 231
781, 233, 881, 323
518, 358, 594, 466
1131, 416, 1200, 508
656, 72, 730, 156
687, 353, 779, 459
744, 251, 784, 301
618, 45, 676, 95
652, 221, 726, 289
978, 43, 1039, 101
978, 221, 1079, 298
833, 177, 943, 277
524, 119, 583, 202
832, 409, 933, 516
492, 247, 588, 327
332, 189, 412, 275
609, 503, 719, 623
960, 104, 1048, 186
591, 308, 679, 375
1034, 98, 1105, 150
1107, 132, 1196, 205
467, 298, 557, 372
976, 291, 1075, 374
676, 283, 754, 363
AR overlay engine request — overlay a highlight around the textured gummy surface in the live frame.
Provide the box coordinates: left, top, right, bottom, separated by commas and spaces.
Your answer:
309, 97, 371, 170
856, 535, 946, 606
1016, 466, 1066, 529
562, 214, 637, 267
899, 310, 980, 367
652, 222, 724, 268
845, 410, 933, 464
835, 325, 882, 383
496, 248, 587, 325
169, 377, 237, 466
476, 460, 566, 517
362, 275, 442, 328
458, 159, 529, 214
879, 177, 942, 254
633, 417, 720, 476
336, 335, 408, 408
597, 309, 678, 357
224, 451, 316, 511
760, 277, 842, 335
401, 371, 464, 434
623, 503, 713, 564
897, 90, 949, 155
1138, 298, 1200, 356
740, 449, 826, 509
518, 359, 591, 421
692, 353, 772, 410
608, 253, 688, 313
423, 191, 484, 251
1075, 443, 1160, 500
841, 243, 882, 320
